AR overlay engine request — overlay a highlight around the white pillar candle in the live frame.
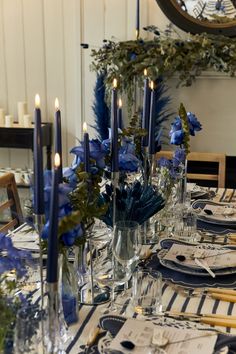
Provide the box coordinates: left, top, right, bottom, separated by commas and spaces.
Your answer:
0, 108, 5, 126
23, 114, 31, 127
5, 115, 14, 127
17, 102, 27, 126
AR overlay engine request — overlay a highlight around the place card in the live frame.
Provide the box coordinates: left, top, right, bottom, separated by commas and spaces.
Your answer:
163, 244, 236, 269
200, 204, 236, 222
110, 318, 217, 354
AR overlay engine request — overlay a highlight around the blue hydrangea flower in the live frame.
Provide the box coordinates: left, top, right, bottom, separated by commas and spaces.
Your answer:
172, 148, 186, 167
157, 157, 171, 169
70, 139, 107, 169
170, 129, 184, 145
0, 234, 33, 278
118, 139, 140, 172
43, 170, 72, 220
42, 171, 83, 247
170, 112, 202, 145
187, 112, 202, 136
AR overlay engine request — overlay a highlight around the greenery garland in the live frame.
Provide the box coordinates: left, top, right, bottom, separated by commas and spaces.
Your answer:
91, 28, 236, 103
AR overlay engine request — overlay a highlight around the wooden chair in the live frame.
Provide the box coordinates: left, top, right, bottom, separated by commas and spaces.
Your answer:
0, 172, 23, 234
156, 151, 226, 188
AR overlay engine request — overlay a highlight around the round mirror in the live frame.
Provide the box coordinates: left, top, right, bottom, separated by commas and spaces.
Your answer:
156, 0, 236, 36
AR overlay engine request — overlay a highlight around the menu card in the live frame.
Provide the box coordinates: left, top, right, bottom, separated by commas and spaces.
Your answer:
163, 244, 236, 269
110, 319, 217, 354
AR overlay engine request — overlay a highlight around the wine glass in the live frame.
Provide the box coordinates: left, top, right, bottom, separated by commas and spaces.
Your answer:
112, 220, 141, 268
112, 221, 141, 301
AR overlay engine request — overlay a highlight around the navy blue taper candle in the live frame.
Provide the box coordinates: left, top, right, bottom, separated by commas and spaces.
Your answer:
54, 98, 63, 183
142, 69, 151, 147
111, 79, 119, 172
117, 98, 123, 130
33, 94, 44, 215
136, 0, 140, 39
83, 122, 90, 173
46, 153, 60, 283
148, 81, 156, 155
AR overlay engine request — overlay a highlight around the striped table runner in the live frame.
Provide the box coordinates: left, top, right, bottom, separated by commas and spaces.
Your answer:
12, 188, 236, 353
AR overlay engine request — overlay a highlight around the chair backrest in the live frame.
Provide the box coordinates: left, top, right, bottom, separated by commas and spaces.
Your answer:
156, 151, 226, 188
0, 172, 23, 234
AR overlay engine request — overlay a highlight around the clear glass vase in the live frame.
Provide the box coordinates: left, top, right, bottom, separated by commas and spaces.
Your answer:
60, 251, 78, 326
74, 237, 110, 306
177, 160, 187, 205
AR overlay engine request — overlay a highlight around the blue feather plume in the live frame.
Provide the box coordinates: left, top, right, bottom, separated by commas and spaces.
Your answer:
154, 78, 173, 151
101, 181, 165, 227
92, 72, 110, 141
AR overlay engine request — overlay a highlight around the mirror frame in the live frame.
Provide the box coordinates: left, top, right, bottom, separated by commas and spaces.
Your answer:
156, 0, 236, 36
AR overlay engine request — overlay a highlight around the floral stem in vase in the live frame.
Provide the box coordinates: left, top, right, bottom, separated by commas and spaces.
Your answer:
149, 153, 156, 184
143, 146, 149, 186
88, 233, 95, 303
79, 236, 110, 306
179, 158, 188, 204
34, 214, 45, 309
46, 282, 64, 353
111, 171, 119, 227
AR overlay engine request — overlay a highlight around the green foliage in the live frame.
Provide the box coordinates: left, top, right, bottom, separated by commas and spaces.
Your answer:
69, 165, 109, 233
178, 103, 190, 154
91, 30, 236, 100
58, 211, 81, 237
0, 276, 20, 352
122, 112, 146, 157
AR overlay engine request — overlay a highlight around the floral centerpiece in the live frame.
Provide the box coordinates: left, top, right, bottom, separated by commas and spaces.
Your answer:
157, 103, 202, 204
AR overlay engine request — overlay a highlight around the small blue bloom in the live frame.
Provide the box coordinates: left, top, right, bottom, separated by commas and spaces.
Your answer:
70, 139, 107, 169
170, 111, 202, 145
158, 157, 171, 169
118, 140, 140, 172
119, 153, 139, 172
170, 130, 184, 145
170, 117, 182, 134
0, 233, 32, 278
172, 148, 186, 167
187, 112, 202, 136
130, 53, 137, 60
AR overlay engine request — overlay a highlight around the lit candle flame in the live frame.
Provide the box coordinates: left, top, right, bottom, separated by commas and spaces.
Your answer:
54, 153, 60, 168
55, 98, 59, 110
150, 81, 154, 90
144, 68, 147, 76
35, 94, 40, 108
118, 98, 122, 108
113, 78, 117, 89
83, 122, 87, 133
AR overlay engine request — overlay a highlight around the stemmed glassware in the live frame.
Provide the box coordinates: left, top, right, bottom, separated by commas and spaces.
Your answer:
111, 220, 141, 310
112, 220, 141, 270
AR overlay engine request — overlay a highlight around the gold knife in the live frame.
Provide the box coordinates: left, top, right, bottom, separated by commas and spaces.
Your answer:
207, 287, 236, 296
166, 311, 236, 327
168, 311, 236, 320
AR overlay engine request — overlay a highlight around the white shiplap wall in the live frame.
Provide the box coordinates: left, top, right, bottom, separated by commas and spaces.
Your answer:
0, 0, 236, 170
0, 0, 82, 168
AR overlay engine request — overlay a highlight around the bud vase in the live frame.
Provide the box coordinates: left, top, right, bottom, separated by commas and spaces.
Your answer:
177, 159, 187, 205
74, 239, 110, 305
60, 251, 78, 326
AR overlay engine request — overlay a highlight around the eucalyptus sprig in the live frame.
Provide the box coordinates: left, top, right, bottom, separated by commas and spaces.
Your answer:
69, 165, 109, 233
91, 29, 236, 104
179, 103, 190, 155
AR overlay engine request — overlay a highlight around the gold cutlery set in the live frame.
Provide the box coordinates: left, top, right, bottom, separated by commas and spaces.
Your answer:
165, 285, 236, 328
198, 231, 236, 245
166, 311, 236, 329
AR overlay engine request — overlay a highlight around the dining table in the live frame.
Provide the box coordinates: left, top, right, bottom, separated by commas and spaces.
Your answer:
10, 186, 236, 354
